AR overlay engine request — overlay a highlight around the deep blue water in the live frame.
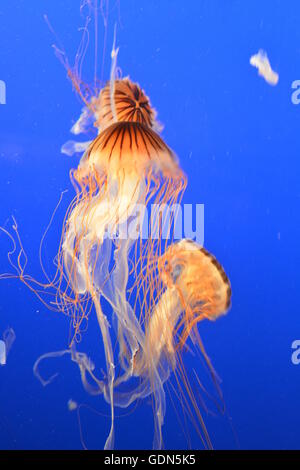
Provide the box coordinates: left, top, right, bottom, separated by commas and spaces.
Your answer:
0, 0, 299, 450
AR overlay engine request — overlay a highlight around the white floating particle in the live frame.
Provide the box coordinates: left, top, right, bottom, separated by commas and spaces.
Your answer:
250, 50, 279, 86
68, 399, 78, 411
0, 340, 6, 365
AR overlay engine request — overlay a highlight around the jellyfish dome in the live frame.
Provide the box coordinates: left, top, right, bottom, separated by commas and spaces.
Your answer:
92, 77, 162, 132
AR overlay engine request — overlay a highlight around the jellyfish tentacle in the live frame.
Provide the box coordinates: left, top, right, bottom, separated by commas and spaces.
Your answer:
90, 287, 115, 450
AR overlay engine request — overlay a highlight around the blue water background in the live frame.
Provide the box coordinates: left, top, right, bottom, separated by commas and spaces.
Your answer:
0, 0, 299, 449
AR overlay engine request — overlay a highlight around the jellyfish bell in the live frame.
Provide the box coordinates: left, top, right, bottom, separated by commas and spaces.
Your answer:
75, 120, 179, 190
133, 239, 231, 374
63, 76, 163, 157
150, 239, 231, 357
92, 77, 162, 132
161, 239, 231, 316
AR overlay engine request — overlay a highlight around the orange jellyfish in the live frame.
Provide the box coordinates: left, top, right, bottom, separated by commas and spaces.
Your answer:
106, 239, 231, 449
62, 76, 163, 156
0, 69, 186, 449
52, 101, 187, 447
92, 77, 163, 132
0, 2, 231, 449
33, 239, 231, 449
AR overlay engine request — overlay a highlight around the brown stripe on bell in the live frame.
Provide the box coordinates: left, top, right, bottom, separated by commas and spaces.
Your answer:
85, 121, 180, 177
160, 239, 232, 324
92, 77, 162, 132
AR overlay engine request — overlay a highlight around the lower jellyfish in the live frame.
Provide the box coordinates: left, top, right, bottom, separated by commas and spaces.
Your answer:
33, 239, 231, 449
114, 239, 231, 449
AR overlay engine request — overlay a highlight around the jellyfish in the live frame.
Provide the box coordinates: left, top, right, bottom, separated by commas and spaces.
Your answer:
55, 115, 186, 448
0, 2, 231, 449
141, 239, 231, 384
0, 65, 187, 448
103, 239, 231, 448
0, 25, 230, 447
62, 76, 163, 157
33, 238, 231, 449
92, 77, 163, 133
